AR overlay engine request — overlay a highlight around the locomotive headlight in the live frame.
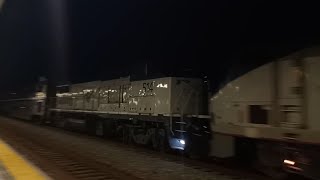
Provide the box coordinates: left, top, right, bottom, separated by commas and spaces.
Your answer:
179, 139, 186, 145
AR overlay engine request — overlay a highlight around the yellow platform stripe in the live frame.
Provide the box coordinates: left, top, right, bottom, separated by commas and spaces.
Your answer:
0, 139, 49, 180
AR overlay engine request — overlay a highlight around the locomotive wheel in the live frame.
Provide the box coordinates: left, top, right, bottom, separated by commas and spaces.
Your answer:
86, 119, 97, 135
95, 120, 104, 136
151, 128, 168, 151
122, 126, 132, 144
102, 120, 116, 138
58, 118, 67, 129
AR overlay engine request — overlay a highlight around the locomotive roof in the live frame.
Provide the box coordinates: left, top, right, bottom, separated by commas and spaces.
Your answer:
57, 76, 203, 88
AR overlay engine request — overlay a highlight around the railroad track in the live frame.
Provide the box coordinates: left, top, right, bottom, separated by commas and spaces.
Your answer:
0, 116, 270, 180
35, 122, 267, 179
0, 118, 140, 180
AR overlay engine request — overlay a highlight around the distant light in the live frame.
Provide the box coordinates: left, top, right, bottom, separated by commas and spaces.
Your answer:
179, 140, 186, 145
36, 92, 46, 99
10, 92, 16, 95
284, 159, 295, 166
0, 0, 4, 11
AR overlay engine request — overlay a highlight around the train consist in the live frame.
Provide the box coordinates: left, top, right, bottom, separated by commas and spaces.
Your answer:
1, 47, 320, 179
0, 77, 211, 156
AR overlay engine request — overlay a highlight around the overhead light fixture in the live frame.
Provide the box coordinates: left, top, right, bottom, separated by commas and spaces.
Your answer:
284, 159, 295, 166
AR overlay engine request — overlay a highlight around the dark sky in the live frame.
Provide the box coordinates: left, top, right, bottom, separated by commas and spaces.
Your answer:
0, 0, 319, 93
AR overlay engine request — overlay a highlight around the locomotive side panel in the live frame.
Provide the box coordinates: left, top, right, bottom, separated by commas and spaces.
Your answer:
129, 78, 171, 115
56, 85, 73, 110
170, 77, 205, 115
98, 78, 130, 113
70, 81, 101, 110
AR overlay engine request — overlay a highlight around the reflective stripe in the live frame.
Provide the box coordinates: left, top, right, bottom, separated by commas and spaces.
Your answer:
0, 139, 49, 180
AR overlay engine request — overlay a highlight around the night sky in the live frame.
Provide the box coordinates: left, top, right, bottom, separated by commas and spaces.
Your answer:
0, 0, 319, 95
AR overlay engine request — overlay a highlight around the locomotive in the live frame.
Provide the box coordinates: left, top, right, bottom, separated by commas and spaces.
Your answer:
0, 76, 211, 157
209, 47, 320, 179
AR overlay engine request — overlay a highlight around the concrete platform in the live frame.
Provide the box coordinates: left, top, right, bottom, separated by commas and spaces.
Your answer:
0, 139, 49, 180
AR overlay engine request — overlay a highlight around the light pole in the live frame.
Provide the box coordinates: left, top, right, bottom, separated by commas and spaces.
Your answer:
0, 0, 4, 11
